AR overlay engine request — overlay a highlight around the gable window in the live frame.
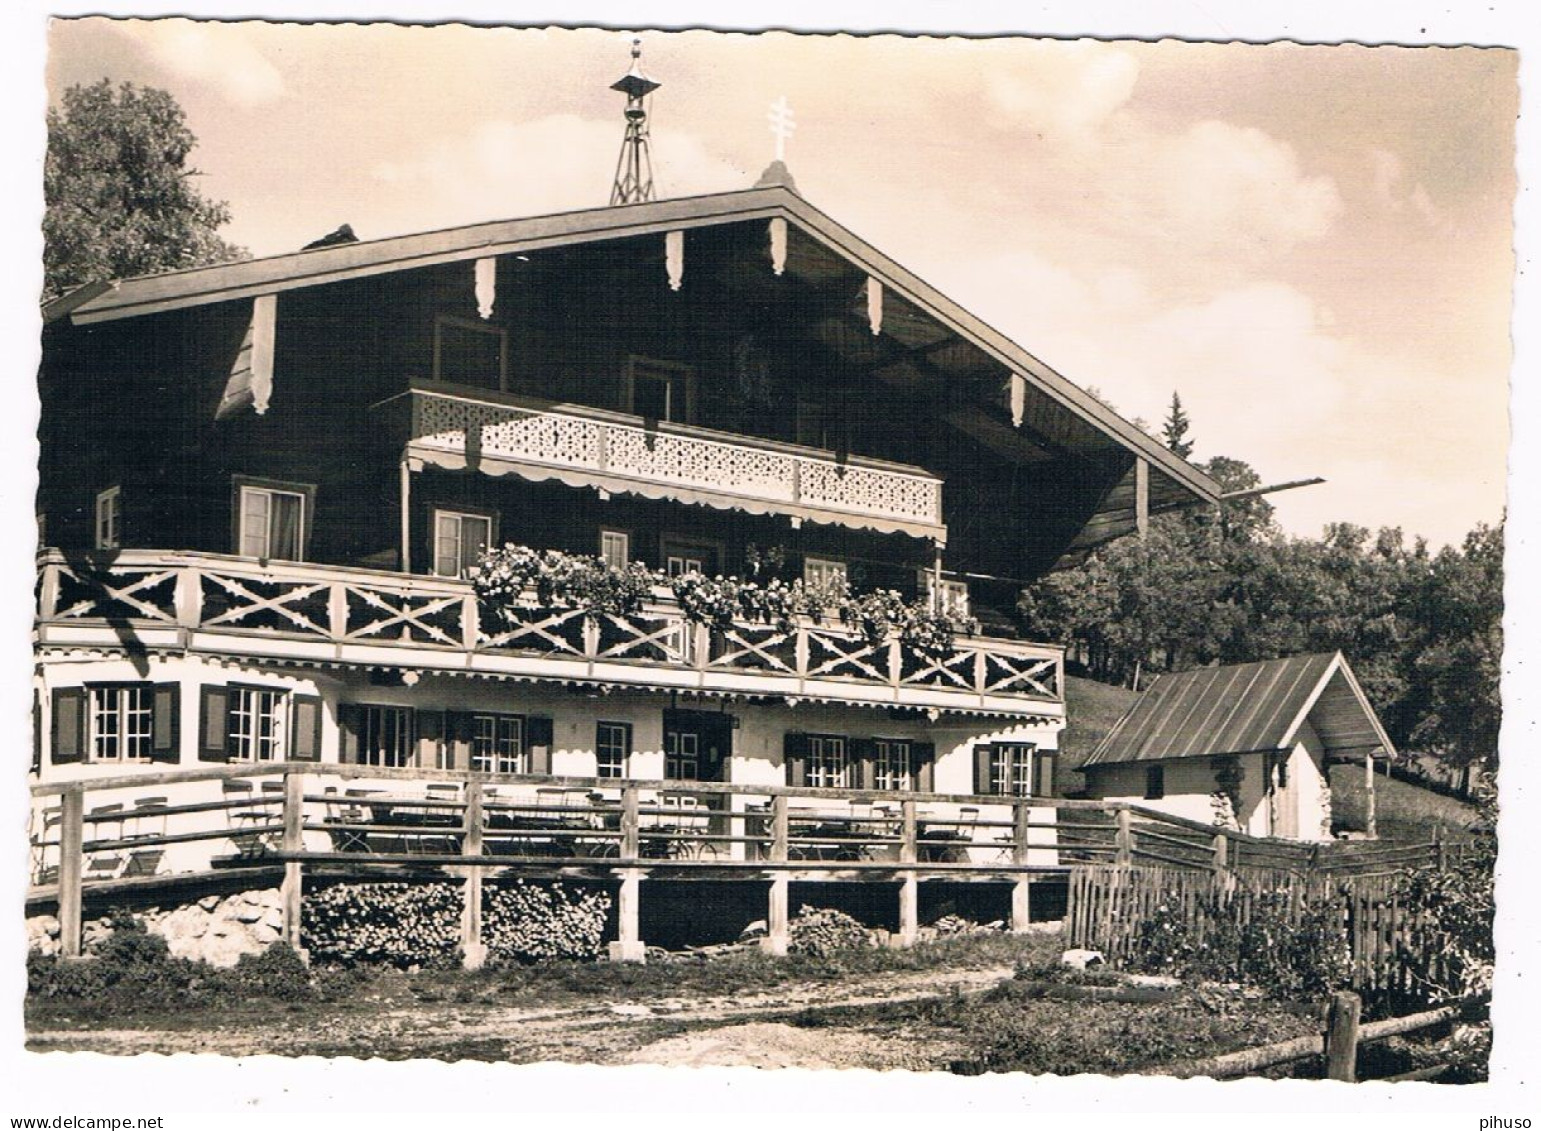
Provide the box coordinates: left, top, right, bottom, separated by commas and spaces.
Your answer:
600, 529, 630, 570
94, 486, 121, 550
873, 738, 913, 791
596, 721, 631, 779
470, 712, 525, 774
803, 557, 848, 590
227, 685, 288, 762
434, 509, 494, 577
235, 479, 311, 561
806, 734, 848, 789
1144, 764, 1165, 801
435, 315, 507, 391
91, 684, 154, 762
624, 357, 691, 423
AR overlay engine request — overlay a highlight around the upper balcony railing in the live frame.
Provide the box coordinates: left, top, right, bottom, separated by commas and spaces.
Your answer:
35, 550, 1063, 716
404, 382, 947, 541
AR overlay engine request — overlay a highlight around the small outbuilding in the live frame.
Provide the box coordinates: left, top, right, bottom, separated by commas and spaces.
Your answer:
1079, 652, 1394, 841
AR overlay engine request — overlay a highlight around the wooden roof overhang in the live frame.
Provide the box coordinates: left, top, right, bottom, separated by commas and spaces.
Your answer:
1081, 652, 1396, 772
53, 185, 1220, 562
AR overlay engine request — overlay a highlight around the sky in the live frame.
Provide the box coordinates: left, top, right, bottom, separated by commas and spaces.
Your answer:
40, 21, 1517, 549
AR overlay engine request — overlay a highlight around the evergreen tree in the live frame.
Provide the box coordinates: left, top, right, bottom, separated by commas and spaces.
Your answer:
1162, 391, 1195, 459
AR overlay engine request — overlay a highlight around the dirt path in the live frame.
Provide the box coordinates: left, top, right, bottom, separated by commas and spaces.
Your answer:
28, 963, 1014, 1068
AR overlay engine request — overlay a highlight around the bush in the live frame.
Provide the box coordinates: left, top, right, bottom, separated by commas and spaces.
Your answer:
788, 905, 870, 957
216, 943, 315, 1002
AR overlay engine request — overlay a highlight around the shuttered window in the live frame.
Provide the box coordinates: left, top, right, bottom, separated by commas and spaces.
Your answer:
94, 486, 121, 550
90, 684, 155, 762
806, 735, 848, 789
873, 738, 913, 791
433, 510, 494, 578
238, 484, 307, 560
975, 743, 1051, 797
470, 712, 525, 774
596, 721, 630, 779
227, 685, 287, 762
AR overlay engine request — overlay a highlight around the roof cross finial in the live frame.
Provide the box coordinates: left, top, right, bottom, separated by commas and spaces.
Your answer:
768, 95, 796, 163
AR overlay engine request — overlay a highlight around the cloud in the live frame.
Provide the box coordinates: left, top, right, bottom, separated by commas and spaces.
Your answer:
117, 20, 286, 108
984, 40, 1140, 143
1367, 146, 1450, 233
367, 114, 743, 233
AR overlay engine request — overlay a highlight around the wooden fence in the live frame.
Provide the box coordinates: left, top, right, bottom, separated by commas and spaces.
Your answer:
1157, 990, 1489, 1082
1066, 864, 1469, 995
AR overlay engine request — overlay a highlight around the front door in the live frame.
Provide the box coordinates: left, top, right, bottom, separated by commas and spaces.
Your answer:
663, 709, 732, 782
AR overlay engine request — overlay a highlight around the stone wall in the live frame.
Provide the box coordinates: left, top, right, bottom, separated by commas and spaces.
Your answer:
26, 888, 284, 967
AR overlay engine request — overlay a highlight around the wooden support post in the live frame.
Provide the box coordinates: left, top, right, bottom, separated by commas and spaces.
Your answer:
1365, 754, 1377, 839
899, 799, 917, 865
1212, 832, 1229, 873
620, 784, 640, 860
897, 872, 919, 949
1134, 457, 1150, 540
58, 787, 84, 959
1325, 990, 1363, 1082
461, 779, 486, 971
280, 769, 307, 959
1011, 878, 1033, 933
609, 869, 646, 963
766, 875, 789, 957
1115, 808, 1133, 866
765, 796, 790, 955
398, 458, 412, 574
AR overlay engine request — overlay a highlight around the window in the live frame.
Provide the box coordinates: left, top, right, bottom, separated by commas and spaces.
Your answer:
662, 537, 717, 579
624, 357, 690, 422
90, 684, 154, 762
806, 735, 848, 789
925, 575, 971, 617
434, 510, 494, 577
236, 481, 309, 560
599, 530, 630, 570
803, 557, 848, 590
873, 738, 914, 791
596, 721, 631, 779
227, 686, 287, 762
470, 712, 525, 774
94, 486, 121, 550
435, 315, 507, 390
1144, 764, 1165, 801
982, 743, 1053, 798
359, 706, 415, 768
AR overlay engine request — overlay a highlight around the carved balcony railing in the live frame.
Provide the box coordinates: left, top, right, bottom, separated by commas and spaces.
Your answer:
35, 551, 1063, 716
404, 382, 947, 541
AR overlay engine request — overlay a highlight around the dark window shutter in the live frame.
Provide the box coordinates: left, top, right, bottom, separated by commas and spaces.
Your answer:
527, 715, 553, 775
337, 703, 361, 764
1034, 750, 1055, 798
447, 711, 474, 772
417, 709, 444, 768
784, 732, 809, 787
150, 683, 179, 763
52, 687, 86, 765
913, 741, 936, 793
290, 695, 323, 762
199, 686, 231, 762
973, 743, 995, 795
849, 737, 873, 790
32, 697, 41, 774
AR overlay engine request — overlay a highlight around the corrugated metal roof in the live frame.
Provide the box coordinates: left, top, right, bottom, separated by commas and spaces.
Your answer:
1082, 652, 1394, 768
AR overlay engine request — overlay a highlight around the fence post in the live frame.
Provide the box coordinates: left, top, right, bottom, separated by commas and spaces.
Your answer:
896, 798, 919, 948
1212, 832, 1229, 874
58, 787, 84, 959
1325, 990, 1362, 1082
1435, 826, 1449, 871
460, 779, 486, 971
1115, 808, 1133, 866
610, 784, 646, 963
765, 795, 790, 956
280, 769, 307, 960
620, 784, 640, 860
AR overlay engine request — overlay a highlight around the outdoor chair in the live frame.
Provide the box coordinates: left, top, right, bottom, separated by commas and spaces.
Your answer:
30, 805, 62, 886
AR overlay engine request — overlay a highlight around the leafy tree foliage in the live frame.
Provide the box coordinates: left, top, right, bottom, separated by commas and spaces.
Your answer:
1019, 453, 1502, 786
44, 80, 246, 301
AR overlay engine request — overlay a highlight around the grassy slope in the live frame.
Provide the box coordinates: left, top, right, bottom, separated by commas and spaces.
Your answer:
1057, 675, 1141, 794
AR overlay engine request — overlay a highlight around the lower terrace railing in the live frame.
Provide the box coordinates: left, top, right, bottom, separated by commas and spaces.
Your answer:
27, 764, 1451, 964
35, 550, 1063, 712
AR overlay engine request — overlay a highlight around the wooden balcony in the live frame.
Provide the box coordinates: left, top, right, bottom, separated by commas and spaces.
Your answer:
35, 550, 1064, 717
404, 382, 947, 541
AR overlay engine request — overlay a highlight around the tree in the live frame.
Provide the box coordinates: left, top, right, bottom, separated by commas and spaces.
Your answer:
44, 80, 246, 301
1162, 391, 1194, 459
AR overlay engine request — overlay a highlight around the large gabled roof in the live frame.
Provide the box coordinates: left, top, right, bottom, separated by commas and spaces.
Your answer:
1081, 652, 1396, 769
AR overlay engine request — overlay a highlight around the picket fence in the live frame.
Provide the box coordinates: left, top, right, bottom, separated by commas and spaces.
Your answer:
1065, 864, 1464, 995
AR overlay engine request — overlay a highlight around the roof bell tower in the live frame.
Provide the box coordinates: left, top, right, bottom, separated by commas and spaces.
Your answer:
609, 39, 661, 205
